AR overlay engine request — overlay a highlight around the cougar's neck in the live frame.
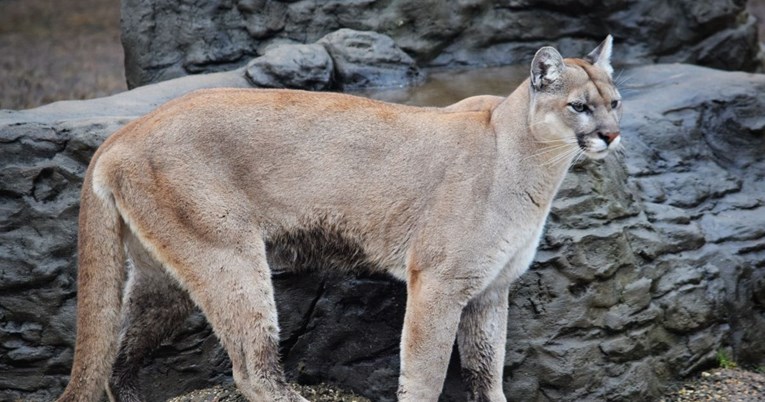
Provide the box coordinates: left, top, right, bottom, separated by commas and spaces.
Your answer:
490, 80, 576, 212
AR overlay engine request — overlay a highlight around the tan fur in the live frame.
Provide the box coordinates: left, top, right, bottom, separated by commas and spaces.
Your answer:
443, 94, 504, 112
59, 38, 621, 402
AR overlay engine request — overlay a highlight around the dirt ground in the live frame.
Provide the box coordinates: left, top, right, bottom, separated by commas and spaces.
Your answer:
167, 369, 765, 402
661, 368, 765, 402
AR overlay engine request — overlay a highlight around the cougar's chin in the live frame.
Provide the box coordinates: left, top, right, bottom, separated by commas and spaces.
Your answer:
584, 148, 610, 160
580, 133, 620, 160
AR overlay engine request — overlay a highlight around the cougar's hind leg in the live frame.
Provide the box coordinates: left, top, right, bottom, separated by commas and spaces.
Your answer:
157, 232, 307, 402
108, 230, 194, 402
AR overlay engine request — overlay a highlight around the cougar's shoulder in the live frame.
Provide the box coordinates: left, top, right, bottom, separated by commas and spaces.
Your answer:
443, 95, 505, 113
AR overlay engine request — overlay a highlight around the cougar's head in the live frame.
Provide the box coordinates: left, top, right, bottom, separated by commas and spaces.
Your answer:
528, 35, 622, 160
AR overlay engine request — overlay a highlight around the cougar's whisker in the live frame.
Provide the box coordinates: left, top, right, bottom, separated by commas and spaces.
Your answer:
522, 143, 578, 161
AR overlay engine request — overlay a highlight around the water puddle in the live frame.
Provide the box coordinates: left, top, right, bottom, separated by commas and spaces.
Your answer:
354, 65, 529, 107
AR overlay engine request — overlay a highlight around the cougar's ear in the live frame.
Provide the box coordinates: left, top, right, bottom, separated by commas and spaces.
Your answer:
585, 35, 614, 76
530, 46, 565, 92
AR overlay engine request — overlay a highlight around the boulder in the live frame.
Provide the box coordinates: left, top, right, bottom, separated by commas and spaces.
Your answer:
243, 30, 422, 91
318, 29, 422, 89
1, 63, 765, 402
121, 0, 762, 88
246, 44, 334, 91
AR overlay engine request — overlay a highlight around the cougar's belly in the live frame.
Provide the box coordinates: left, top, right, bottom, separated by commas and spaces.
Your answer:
264, 225, 406, 277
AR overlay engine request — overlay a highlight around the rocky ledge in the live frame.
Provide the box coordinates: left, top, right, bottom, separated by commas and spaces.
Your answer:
1, 62, 764, 401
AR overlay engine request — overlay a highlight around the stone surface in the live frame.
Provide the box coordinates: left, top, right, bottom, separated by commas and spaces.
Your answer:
244, 30, 422, 91
246, 44, 334, 90
2, 63, 765, 402
318, 29, 422, 89
120, 0, 763, 88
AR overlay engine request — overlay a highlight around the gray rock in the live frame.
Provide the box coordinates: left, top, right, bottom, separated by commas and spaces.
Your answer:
2, 63, 765, 402
318, 29, 422, 90
121, 0, 762, 88
246, 44, 334, 90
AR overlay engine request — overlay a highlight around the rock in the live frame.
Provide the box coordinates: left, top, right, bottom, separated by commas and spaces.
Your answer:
245, 44, 334, 90
318, 29, 422, 90
243, 30, 422, 91
120, 0, 762, 88
664, 15, 761, 72
279, 274, 406, 400
2, 63, 765, 402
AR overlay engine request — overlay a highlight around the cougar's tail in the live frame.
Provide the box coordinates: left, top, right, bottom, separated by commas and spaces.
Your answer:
58, 159, 125, 402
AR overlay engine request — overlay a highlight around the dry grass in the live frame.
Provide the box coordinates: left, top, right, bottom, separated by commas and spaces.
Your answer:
0, 0, 126, 110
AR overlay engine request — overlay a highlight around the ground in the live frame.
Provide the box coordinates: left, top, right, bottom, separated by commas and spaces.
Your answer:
3, 0, 765, 401
662, 368, 765, 402
169, 368, 765, 401
168, 383, 370, 402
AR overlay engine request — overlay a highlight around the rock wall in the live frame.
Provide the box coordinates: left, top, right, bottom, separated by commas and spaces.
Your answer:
1, 61, 765, 401
504, 64, 765, 400
121, 0, 762, 88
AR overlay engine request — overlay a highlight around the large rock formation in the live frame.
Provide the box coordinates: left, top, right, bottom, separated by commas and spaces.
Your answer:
121, 0, 762, 88
1, 61, 765, 401
245, 29, 422, 90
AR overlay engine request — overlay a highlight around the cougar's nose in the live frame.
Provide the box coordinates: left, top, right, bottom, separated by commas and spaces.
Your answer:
597, 131, 620, 145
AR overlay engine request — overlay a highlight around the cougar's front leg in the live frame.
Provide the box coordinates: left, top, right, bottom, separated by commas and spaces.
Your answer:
457, 284, 509, 402
397, 266, 472, 402
456, 238, 540, 402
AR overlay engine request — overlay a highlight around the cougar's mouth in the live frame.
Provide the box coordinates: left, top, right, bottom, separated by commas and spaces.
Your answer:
577, 132, 619, 160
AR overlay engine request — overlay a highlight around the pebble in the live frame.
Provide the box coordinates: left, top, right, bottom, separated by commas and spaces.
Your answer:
167, 382, 370, 402
661, 368, 765, 402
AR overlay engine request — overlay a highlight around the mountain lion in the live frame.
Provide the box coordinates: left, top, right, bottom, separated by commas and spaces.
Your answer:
58, 36, 621, 402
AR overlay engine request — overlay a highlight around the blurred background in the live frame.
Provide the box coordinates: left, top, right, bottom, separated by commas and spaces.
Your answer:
1, 0, 764, 110
0, 0, 125, 110
752, 0, 765, 41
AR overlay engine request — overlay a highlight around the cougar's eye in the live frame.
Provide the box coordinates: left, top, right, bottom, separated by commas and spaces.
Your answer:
568, 102, 588, 113
611, 100, 621, 109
